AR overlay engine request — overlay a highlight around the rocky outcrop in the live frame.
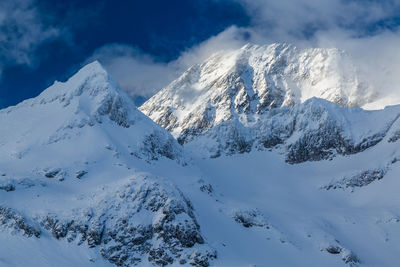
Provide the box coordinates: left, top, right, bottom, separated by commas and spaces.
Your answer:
325, 244, 360, 267
37, 176, 216, 266
324, 167, 387, 191
0, 207, 40, 238
180, 98, 400, 162
233, 209, 269, 229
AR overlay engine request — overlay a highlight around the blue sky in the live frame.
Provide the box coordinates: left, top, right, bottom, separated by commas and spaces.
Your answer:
1, 0, 400, 108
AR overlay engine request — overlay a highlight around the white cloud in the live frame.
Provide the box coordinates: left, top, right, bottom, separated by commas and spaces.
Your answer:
88, 44, 179, 100
88, 27, 252, 100
236, 0, 400, 43
0, 0, 59, 76
88, 0, 400, 108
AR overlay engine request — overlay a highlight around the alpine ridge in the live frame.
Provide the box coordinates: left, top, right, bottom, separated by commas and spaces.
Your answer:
140, 43, 400, 161
140, 43, 374, 135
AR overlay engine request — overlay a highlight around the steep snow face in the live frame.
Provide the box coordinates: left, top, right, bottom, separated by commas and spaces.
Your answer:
0, 61, 184, 176
140, 43, 373, 137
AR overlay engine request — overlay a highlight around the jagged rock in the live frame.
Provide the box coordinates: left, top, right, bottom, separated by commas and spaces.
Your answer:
325, 244, 360, 267
326, 245, 341, 254
342, 250, 360, 267
38, 176, 215, 266
233, 209, 269, 229
0, 181, 15, 192
388, 130, 400, 143
199, 183, 213, 195
172, 98, 399, 162
0, 207, 40, 238
324, 167, 387, 190
44, 168, 61, 178
75, 170, 88, 179
140, 132, 181, 162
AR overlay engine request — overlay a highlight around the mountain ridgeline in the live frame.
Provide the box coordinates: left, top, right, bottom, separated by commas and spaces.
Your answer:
140, 43, 400, 162
2, 44, 400, 267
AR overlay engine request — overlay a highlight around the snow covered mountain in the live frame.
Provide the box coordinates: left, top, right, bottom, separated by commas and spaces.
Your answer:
0, 62, 216, 266
141, 43, 400, 161
3, 47, 400, 267
0, 61, 184, 169
140, 43, 374, 134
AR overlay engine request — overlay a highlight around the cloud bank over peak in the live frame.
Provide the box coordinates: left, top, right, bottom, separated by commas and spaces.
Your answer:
0, 0, 60, 76
87, 0, 400, 109
87, 27, 251, 104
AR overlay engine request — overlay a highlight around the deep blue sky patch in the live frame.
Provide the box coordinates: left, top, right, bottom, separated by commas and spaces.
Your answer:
0, 0, 249, 108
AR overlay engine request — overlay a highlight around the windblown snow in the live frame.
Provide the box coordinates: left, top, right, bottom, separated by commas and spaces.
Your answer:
1, 45, 400, 267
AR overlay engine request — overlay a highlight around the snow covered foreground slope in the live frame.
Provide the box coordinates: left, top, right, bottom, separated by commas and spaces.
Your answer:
2, 58, 400, 267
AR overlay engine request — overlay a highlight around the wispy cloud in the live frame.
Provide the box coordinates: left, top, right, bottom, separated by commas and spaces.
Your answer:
236, 0, 399, 41
0, 0, 60, 76
88, 27, 250, 101
87, 0, 400, 108
232, 0, 400, 108
87, 44, 179, 102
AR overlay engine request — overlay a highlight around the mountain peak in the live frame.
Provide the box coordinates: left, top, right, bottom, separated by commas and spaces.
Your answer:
141, 42, 375, 136
38, 60, 118, 103
2, 61, 139, 128
0, 60, 185, 173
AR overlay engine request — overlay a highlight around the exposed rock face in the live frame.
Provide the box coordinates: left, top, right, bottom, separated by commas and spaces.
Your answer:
325, 244, 360, 267
37, 176, 215, 266
177, 98, 400, 162
0, 176, 215, 266
0, 207, 40, 238
324, 167, 387, 191
233, 209, 269, 229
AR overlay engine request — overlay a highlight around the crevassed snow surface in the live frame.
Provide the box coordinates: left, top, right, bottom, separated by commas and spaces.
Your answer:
1, 60, 400, 266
